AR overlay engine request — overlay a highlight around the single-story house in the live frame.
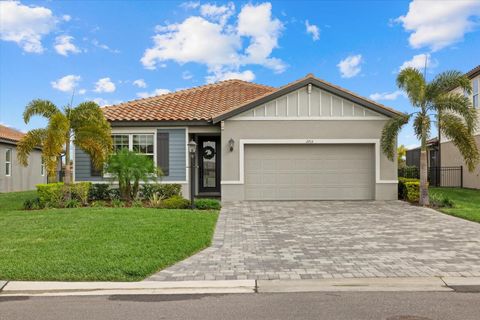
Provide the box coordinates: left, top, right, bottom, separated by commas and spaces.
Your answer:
440, 65, 480, 189
0, 124, 47, 192
74, 74, 403, 200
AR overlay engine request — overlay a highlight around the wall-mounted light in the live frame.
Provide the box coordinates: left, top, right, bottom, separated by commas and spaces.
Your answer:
228, 138, 235, 152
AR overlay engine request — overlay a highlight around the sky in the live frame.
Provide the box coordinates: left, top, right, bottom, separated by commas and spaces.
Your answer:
1, 0, 479, 149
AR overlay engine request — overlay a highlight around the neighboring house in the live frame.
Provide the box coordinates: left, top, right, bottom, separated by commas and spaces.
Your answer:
406, 138, 439, 169
0, 124, 47, 192
440, 65, 480, 189
74, 74, 403, 200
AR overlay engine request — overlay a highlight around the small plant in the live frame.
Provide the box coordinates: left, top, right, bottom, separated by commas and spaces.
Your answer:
161, 195, 190, 209
194, 198, 221, 210
23, 198, 44, 210
71, 182, 91, 205
142, 184, 181, 200
148, 193, 164, 208
430, 193, 455, 208
132, 199, 144, 208
109, 188, 121, 200
65, 199, 81, 208
89, 183, 110, 201
91, 200, 107, 208
111, 199, 125, 208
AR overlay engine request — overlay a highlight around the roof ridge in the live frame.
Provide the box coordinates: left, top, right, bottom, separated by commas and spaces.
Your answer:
105, 78, 275, 110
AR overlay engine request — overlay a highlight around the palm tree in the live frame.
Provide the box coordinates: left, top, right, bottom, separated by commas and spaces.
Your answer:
381, 68, 479, 206
17, 99, 112, 187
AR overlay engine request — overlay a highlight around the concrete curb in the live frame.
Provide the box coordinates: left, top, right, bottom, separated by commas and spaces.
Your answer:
0, 280, 256, 297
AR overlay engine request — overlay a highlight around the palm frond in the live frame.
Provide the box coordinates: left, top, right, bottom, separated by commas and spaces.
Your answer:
381, 114, 410, 161
412, 113, 431, 141
440, 113, 480, 172
426, 70, 472, 98
397, 67, 425, 107
433, 92, 477, 133
16, 128, 48, 166
23, 99, 59, 123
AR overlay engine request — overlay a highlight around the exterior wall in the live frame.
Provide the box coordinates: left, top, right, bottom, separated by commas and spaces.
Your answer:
221, 119, 398, 201
0, 142, 47, 192
441, 135, 480, 189
74, 127, 190, 197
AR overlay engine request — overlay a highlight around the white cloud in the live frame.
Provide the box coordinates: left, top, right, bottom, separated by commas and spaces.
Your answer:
181, 1, 200, 10
0, 1, 57, 53
54, 35, 80, 56
369, 90, 405, 101
137, 88, 171, 98
94, 77, 116, 93
62, 14, 71, 22
141, 2, 285, 81
78, 89, 86, 95
182, 71, 193, 80
397, 0, 480, 51
337, 54, 363, 78
92, 39, 120, 53
206, 69, 255, 83
51, 75, 81, 92
399, 53, 439, 71
92, 98, 110, 107
305, 20, 320, 41
133, 79, 147, 88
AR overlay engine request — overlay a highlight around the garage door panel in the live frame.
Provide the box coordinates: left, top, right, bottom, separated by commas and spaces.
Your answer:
244, 144, 375, 200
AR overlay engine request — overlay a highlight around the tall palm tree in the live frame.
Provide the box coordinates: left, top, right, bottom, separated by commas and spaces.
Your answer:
381, 68, 479, 206
17, 100, 112, 186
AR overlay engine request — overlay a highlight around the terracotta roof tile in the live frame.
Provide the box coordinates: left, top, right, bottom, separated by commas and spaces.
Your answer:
0, 124, 25, 144
103, 79, 275, 122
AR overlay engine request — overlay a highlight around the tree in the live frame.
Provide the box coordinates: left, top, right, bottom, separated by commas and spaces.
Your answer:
17, 100, 112, 187
381, 68, 479, 206
105, 149, 161, 202
397, 144, 407, 169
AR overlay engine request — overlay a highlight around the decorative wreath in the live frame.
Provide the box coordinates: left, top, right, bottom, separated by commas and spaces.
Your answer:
202, 146, 216, 160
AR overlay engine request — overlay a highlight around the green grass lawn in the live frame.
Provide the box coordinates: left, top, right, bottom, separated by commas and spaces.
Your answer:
0, 191, 218, 281
430, 187, 480, 223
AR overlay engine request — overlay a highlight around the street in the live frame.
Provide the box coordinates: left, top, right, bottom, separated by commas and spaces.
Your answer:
1, 291, 479, 320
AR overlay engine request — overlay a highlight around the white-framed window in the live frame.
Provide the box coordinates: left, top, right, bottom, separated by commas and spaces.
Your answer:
473, 78, 479, 109
5, 148, 12, 176
41, 157, 45, 176
112, 134, 129, 152
111, 133, 155, 161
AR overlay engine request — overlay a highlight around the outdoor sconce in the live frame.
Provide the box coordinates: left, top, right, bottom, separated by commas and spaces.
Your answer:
228, 138, 235, 152
188, 140, 197, 154
187, 140, 197, 209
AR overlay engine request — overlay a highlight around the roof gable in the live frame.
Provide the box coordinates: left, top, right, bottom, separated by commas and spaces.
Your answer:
212, 75, 402, 123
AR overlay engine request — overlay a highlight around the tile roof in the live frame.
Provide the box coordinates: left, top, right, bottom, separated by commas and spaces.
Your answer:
0, 124, 25, 144
466, 65, 480, 79
103, 79, 275, 122
103, 74, 402, 122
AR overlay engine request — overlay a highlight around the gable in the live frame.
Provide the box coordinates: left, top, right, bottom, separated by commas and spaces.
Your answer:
231, 85, 387, 120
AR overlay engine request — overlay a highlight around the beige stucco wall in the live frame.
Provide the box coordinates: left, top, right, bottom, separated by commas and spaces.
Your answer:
220, 120, 398, 201
441, 135, 480, 189
0, 143, 47, 192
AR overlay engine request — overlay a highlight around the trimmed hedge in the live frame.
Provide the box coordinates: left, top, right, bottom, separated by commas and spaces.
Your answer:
36, 182, 91, 208
398, 177, 428, 203
194, 198, 221, 210
89, 183, 111, 201
142, 184, 182, 200
161, 195, 190, 209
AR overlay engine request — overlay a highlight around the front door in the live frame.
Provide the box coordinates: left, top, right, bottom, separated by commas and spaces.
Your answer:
198, 136, 221, 194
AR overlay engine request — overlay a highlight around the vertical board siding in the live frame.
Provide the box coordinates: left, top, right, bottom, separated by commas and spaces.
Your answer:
74, 128, 186, 182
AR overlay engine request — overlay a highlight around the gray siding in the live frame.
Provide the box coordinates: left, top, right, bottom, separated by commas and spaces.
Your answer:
74, 128, 186, 182
0, 142, 47, 192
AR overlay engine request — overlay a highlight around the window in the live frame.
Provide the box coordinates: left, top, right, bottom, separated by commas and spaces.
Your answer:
41, 157, 45, 176
132, 134, 154, 162
112, 134, 129, 152
473, 78, 479, 109
90, 159, 102, 177
5, 148, 11, 176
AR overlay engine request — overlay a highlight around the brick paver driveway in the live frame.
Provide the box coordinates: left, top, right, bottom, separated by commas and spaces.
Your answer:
148, 201, 480, 281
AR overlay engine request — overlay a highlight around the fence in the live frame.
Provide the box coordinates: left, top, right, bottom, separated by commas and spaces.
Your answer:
398, 166, 463, 188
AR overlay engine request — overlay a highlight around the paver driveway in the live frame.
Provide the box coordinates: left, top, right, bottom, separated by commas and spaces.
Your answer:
148, 201, 480, 281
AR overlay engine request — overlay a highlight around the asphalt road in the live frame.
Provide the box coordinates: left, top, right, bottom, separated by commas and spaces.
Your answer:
1, 292, 479, 320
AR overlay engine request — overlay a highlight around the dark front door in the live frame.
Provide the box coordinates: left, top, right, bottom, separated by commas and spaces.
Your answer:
198, 136, 221, 193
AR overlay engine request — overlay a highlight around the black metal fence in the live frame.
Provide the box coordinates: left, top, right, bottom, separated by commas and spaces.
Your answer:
398, 166, 463, 188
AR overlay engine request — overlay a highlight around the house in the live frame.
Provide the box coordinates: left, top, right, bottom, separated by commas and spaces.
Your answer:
74, 74, 403, 200
0, 124, 47, 192
440, 65, 480, 189
406, 138, 439, 169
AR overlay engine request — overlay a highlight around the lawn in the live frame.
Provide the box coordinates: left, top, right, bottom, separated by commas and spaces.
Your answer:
0, 191, 218, 281
430, 187, 480, 223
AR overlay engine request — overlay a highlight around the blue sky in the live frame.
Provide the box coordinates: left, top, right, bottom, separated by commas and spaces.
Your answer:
1, 0, 479, 149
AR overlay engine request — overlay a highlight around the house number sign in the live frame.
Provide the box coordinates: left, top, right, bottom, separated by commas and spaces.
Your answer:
305, 139, 315, 144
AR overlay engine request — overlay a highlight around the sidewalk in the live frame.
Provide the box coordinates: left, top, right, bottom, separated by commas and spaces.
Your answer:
1, 277, 479, 297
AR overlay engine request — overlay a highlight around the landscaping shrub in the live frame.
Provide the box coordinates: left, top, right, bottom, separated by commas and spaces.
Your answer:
404, 181, 420, 202
111, 199, 125, 208
194, 198, 221, 210
23, 198, 44, 210
132, 199, 144, 208
37, 183, 64, 206
65, 199, 81, 208
89, 183, 110, 201
430, 193, 455, 208
141, 184, 182, 200
70, 182, 91, 205
398, 178, 419, 200
161, 195, 190, 209
148, 193, 163, 208
109, 188, 121, 200
91, 200, 107, 208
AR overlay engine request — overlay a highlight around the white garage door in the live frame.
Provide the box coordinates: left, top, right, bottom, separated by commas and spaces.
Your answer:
244, 144, 375, 200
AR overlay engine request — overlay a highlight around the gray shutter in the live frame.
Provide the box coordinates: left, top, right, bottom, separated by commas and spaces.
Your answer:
157, 132, 169, 176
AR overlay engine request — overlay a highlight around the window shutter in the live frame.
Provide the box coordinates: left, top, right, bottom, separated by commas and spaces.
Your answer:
157, 132, 169, 176
90, 158, 102, 177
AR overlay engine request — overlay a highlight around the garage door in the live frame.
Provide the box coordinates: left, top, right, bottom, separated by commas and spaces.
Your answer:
244, 144, 375, 200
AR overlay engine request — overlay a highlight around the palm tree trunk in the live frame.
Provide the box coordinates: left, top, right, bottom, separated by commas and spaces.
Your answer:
64, 135, 72, 201
419, 125, 430, 206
